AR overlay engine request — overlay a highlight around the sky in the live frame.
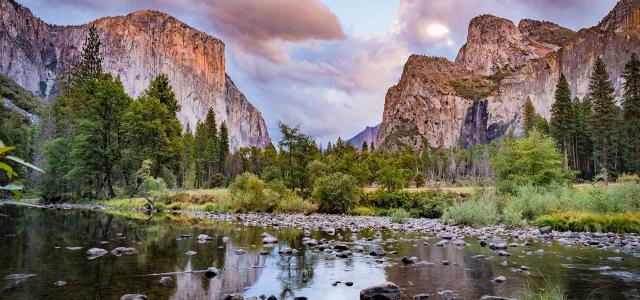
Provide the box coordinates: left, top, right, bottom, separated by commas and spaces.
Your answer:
20, 0, 618, 144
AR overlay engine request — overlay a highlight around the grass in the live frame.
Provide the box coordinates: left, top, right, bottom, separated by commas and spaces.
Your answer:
388, 208, 411, 223
535, 212, 640, 233
522, 281, 566, 300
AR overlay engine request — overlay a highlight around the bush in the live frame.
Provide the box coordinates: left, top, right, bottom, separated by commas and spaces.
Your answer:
535, 212, 640, 233
490, 130, 573, 194
363, 189, 459, 218
617, 173, 640, 183
312, 172, 360, 214
229, 173, 275, 212
442, 189, 500, 226
388, 208, 411, 223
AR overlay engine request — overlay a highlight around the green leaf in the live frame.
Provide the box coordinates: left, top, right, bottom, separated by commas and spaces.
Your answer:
0, 146, 15, 155
1, 183, 24, 190
0, 162, 17, 178
6, 156, 44, 173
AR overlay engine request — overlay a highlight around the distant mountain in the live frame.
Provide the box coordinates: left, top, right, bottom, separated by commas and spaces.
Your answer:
0, 0, 270, 149
347, 124, 380, 150
377, 0, 640, 151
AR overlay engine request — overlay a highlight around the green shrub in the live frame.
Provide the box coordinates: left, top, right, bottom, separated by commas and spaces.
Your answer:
229, 173, 275, 212
491, 130, 573, 194
535, 212, 640, 233
312, 172, 360, 214
388, 208, 411, 223
617, 173, 639, 183
442, 189, 500, 226
522, 281, 566, 300
363, 189, 458, 218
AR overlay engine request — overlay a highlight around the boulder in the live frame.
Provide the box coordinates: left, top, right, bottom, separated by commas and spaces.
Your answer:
205, 267, 219, 278
360, 282, 402, 300
120, 294, 148, 300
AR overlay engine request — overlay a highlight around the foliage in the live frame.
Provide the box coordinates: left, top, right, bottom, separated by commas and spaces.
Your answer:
388, 208, 411, 223
312, 172, 360, 214
376, 162, 406, 192
491, 130, 573, 194
363, 189, 458, 218
535, 212, 640, 233
278, 122, 320, 194
522, 281, 566, 300
523, 96, 536, 135
442, 188, 500, 226
617, 173, 639, 183
550, 74, 574, 160
228, 172, 275, 212
0, 139, 44, 197
622, 53, 640, 174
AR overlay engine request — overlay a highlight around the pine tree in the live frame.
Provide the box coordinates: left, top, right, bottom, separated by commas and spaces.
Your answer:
145, 74, 180, 115
550, 74, 574, 164
588, 58, 617, 184
622, 53, 640, 174
217, 121, 230, 176
361, 141, 369, 152
75, 26, 103, 81
523, 96, 536, 135
203, 109, 218, 185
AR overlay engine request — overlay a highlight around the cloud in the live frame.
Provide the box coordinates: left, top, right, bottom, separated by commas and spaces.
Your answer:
198, 0, 346, 62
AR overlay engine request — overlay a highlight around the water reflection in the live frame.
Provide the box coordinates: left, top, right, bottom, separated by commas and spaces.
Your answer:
1, 204, 639, 300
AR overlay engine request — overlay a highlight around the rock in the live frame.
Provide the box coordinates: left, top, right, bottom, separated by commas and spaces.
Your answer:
54, 280, 67, 287
415, 261, 434, 267
205, 267, 219, 278
120, 294, 148, 300
262, 236, 278, 244
539, 226, 552, 234
266, 295, 277, 300
66, 247, 82, 251
87, 248, 108, 259
4, 274, 36, 280
480, 296, 515, 300
235, 249, 247, 255
360, 282, 402, 300
607, 256, 624, 262
333, 243, 350, 251
497, 250, 511, 257
401, 256, 418, 265
442, 261, 451, 266
354, 246, 364, 253
197, 234, 213, 241
434, 240, 448, 247
303, 239, 318, 246
332, 281, 341, 286
223, 293, 245, 300
413, 294, 430, 300
493, 276, 507, 283
369, 248, 386, 257
0, 2, 271, 149
293, 297, 307, 300
185, 251, 197, 256
345, 281, 354, 286
489, 239, 507, 250
111, 247, 136, 256
159, 276, 172, 286
336, 251, 351, 258
222, 236, 230, 243
452, 239, 467, 246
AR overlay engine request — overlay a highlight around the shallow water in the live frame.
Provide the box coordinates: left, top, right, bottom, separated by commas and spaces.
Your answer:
0, 204, 639, 299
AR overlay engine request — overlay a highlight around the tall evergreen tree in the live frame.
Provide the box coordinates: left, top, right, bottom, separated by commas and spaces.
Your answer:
217, 121, 230, 176
76, 26, 103, 81
550, 74, 574, 163
361, 141, 369, 152
145, 74, 180, 115
523, 96, 536, 135
588, 58, 617, 184
203, 108, 218, 184
622, 53, 640, 174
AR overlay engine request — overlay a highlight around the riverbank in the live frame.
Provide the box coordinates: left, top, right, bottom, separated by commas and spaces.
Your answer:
36, 202, 640, 257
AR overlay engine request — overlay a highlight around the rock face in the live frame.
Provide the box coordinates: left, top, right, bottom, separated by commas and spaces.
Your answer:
347, 124, 380, 149
377, 0, 640, 151
0, 0, 270, 149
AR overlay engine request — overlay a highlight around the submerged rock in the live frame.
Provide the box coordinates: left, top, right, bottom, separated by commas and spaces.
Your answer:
53, 280, 67, 287
205, 267, 219, 278
223, 293, 245, 300
197, 234, 214, 241
159, 276, 172, 286
360, 282, 402, 300
185, 251, 197, 256
87, 248, 108, 259
120, 294, 148, 300
4, 274, 36, 280
111, 247, 136, 256
492, 276, 507, 283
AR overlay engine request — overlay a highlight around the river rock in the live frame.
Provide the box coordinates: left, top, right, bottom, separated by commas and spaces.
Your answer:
369, 247, 386, 257
54, 280, 67, 287
539, 226, 552, 234
493, 276, 507, 283
120, 294, 148, 300
333, 243, 350, 251
235, 249, 247, 255
197, 234, 213, 241
497, 250, 511, 257
434, 240, 448, 247
205, 267, 219, 278
401, 256, 418, 264
185, 251, 197, 256
354, 246, 364, 253
87, 248, 108, 259
223, 293, 245, 300
160, 276, 172, 285
262, 236, 278, 244
413, 294, 430, 300
489, 239, 507, 250
66, 247, 82, 251
111, 247, 136, 256
4, 274, 36, 280
360, 282, 402, 300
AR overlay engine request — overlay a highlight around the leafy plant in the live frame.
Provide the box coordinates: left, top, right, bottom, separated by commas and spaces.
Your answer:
312, 172, 360, 213
0, 139, 44, 197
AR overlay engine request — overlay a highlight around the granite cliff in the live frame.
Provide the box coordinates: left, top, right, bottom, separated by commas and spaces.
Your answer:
377, 0, 639, 151
0, 0, 270, 149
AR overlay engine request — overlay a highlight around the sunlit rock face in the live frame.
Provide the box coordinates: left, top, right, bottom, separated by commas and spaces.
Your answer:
0, 0, 270, 150
377, 0, 640, 151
